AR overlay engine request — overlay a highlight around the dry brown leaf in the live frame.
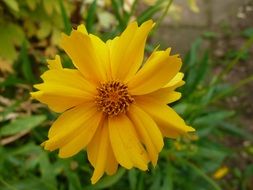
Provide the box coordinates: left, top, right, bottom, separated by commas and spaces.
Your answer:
0, 130, 30, 145
0, 58, 13, 74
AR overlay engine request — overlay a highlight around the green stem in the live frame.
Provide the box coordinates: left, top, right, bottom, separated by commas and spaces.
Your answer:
234, 75, 253, 89
0, 177, 17, 190
129, 0, 139, 20
212, 74, 253, 103
152, 0, 174, 35
217, 35, 253, 81
207, 35, 253, 102
182, 159, 222, 190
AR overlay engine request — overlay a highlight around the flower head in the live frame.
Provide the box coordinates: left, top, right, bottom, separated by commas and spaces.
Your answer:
31, 20, 194, 184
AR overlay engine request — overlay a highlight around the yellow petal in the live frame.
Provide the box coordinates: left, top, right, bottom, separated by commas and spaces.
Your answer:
108, 20, 154, 81
47, 55, 62, 70
144, 90, 182, 104
108, 114, 149, 170
135, 96, 195, 138
128, 49, 182, 95
89, 34, 111, 81
58, 112, 103, 158
60, 30, 106, 83
78, 24, 111, 81
31, 91, 87, 113
33, 84, 89, 97
145, 72, 185, 104
147, 47, 171, 61
105, 141, 118, 175
87, 117, 119, 175
39, 69, 96, 93
43, 103, 99, 151
170, 80, 185, 89
127, 105, 164, 165
31, 69, 95, 113
77, 24, 88, 34
90, 119, 109, 184
87, 126, 100, 168
164, 72, 184, 88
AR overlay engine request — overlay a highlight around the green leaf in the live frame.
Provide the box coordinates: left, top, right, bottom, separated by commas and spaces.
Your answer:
128, 169, 137, 190
193, 111, 234, 127
0, 23, 24, 60
10, 143, 41, 156
37, 21, 52, 39
193, 111, 235, 137
7, 176, 57, 190
39, 152, 57, 187
242, 27, 253, 38
58, 0, 72, 35
203, 31, 217, 39
162, 164, 173, 190
86, 0, 97, 33
137, 2, 163, 24
3, 0, 19, 12
149, 170, 162, 190
200, 85, 216, 105
111, 0, 124, 26
184, 51, 209, 95
220, 122, 253, 141
66, 172, 83, 190
19, 40, 35, 83
195, 146, 228, 171
25, 0, 37, 10
0, 99, 23, 122
182, 159, 222, 190
43, 0, 54, 15
0, 115, 46, 136
136, 172, 144, 190
244, 164, 253, 178
0, 75, 23, 88
184, 38, 202, 68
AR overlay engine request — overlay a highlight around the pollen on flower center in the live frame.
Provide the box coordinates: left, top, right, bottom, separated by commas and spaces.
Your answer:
95, 81, 134, 116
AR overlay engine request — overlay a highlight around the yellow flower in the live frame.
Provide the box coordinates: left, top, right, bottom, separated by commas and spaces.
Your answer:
31, 20, 194, 184
213, 166, 229, 179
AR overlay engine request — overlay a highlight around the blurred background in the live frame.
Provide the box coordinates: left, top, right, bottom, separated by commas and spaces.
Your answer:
0, 0, 253, 189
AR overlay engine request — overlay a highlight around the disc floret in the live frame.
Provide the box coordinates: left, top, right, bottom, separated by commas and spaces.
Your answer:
95, 81, 134, 116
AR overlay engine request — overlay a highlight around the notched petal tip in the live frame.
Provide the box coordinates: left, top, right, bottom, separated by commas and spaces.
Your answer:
43, 140, 53, 151
30, 91, 43, 98
47, 55, 62, 70
60, 32, 69, 39
91, 175, 100, 184
58, 149, 71, 159
40, 141, 46, 147
128, 49, 182, 95
77, 24, 88, 34
29, 92, 35, 99
141, 19, 155, 27
139, 164, 148, 171
32, 84, 45, 91
166, 47, 172, 55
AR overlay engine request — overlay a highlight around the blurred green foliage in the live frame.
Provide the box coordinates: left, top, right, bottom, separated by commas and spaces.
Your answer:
1, 0, 253, 190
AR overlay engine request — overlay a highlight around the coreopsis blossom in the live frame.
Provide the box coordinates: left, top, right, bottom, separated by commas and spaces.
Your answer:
213, 166, 229, 179
31, 20, 194, 184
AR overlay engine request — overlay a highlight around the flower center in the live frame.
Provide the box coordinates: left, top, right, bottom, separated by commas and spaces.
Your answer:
95, 81, 134, 116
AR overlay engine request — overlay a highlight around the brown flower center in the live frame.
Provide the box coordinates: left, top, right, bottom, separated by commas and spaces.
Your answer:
95, 81, 134, 116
